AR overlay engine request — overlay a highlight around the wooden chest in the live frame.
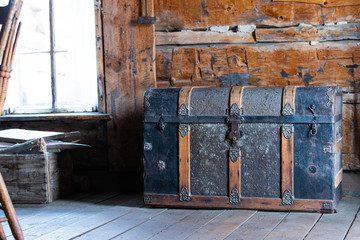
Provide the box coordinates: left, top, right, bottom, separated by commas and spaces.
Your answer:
143, 86, 343, 212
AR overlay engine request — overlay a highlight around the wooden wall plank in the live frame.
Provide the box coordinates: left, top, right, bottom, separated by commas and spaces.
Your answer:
154, 0, 360, 30
103, 0, 156, 171
256, 23, 360, 42
273, 0, 360, 7
156, 31, 255, 45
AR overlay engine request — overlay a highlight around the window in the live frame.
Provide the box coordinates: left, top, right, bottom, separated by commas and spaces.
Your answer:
3, 0, 99, 114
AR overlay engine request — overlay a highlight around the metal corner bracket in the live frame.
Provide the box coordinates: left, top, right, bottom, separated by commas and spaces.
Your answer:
179, 124, 189, 138
282, 103, 295, 116
229, 187, 241, 204
282, 124, 294, 139
229, 148, 240, 163
178, 103, 189, 116
179, 186, 190, 202
282, 189, 294, 205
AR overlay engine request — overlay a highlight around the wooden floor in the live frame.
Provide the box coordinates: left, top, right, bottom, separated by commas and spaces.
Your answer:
2, 193, 360, 240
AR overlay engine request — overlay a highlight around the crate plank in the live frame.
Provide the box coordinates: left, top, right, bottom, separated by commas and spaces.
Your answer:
0, 153, 72, 203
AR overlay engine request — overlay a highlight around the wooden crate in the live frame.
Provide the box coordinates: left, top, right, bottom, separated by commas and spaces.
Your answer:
0, 153, 73, 203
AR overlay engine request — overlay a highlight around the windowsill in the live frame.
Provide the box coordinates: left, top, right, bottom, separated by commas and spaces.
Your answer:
0, 112, 112, 122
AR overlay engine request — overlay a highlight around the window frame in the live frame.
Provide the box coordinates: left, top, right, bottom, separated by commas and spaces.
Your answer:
3, 0, 106, 115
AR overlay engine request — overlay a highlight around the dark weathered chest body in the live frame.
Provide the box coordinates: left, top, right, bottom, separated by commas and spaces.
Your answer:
143, 86, 342, 212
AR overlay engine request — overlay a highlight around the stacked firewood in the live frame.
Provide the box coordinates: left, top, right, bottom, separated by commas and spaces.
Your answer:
0, 0, 23, 115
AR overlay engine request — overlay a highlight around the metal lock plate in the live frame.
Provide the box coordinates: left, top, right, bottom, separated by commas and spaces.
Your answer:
226, 116, 244, 146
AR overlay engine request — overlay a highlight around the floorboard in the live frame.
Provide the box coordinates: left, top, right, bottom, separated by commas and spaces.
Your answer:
112, 209, 196, 240
225, 211, 288, 240
345, 206, 360, 240
0, 194, 358, 240
74, 208, 167, 240
264, 212, 321, 240
149, 210, 225, 240
4, 193, 126, 238
36, 205, 136, 240
184, 210, 256, 240
304, 197, 360, 240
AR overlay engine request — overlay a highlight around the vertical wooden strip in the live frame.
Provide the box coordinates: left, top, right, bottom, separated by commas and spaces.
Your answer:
281, 127, 294, 196
178, 87, 194, 200
282, 86, 297, 116
178, 86, 194, 115
228, 86, 245, 202
179, 127, 190, 199
229, 153, 241, 199
281, 86, 296, 204
229, 86, 247, 116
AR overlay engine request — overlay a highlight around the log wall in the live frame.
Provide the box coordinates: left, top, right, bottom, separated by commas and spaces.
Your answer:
102, 0, 156, 173
154, 0, 360, 169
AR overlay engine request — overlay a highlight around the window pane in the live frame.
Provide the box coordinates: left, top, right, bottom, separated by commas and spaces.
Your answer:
17, 0, 50, 53
5, 0, 98, 113
5, 53, 52, 110
54, 0, 98, 110
4, 0, 51, 112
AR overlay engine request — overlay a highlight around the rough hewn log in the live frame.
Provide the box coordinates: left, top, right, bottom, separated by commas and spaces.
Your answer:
156, 30, 255, 45
273, 0, 360, 7
154, 0, 360, 30
156, 42, 359, 90
256, 23, 360, 42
